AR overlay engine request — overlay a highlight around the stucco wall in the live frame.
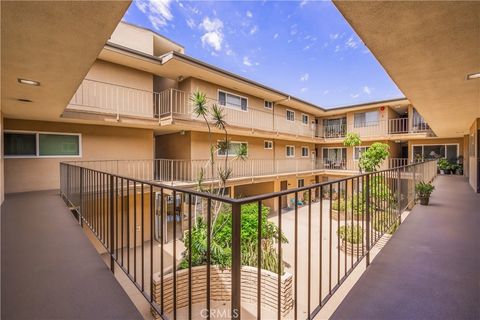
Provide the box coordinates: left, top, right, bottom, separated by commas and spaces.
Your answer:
155, 132, 192, 159
468, 120, 478, 192
4, 119, 154, 193
86, 60, 153, 91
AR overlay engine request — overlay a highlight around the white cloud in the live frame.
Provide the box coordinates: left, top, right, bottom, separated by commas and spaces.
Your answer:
200, 17, 224, 51
323, 90, 329, 95
186, 18, 195, 29
351, 93, 360, 98
329, 33, 340, 40
249, 25, 258, 35
290, 24, 298, 36
136, 0, 174, 30
303, 45, 311, 51
345, 36, 359, 49
300, 0, 308, 8
300, 87, 308, 93
243, 56, 252, 66
300, 73, 309, 82
273, 33, 279, 39
363, 86, 372, 95
334, 45, 340, 53
246, 10, 253, 18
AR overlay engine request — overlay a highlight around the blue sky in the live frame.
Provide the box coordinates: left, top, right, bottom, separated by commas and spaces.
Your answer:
123, 0, 404, 108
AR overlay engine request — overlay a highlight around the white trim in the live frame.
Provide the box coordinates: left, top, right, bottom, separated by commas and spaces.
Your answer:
264, 100, 273, 110
286, 145, 295, 157
217, 89, 248, 112
286, 109, 295, 122
4, 130, 82, 158
301, 113, 309, 125
301, 146, 309, 157
411, 143, 459, 161
264, 140, 273, 150
216, 140, 248, 157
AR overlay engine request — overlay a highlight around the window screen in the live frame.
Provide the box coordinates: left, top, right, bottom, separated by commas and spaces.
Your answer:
39, 134, 80, 156
4, 133, 37, 156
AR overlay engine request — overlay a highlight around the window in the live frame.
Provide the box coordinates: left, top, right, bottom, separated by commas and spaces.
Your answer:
39, 134, 80, 156
302, 114, 309, 125
4, 132, 37, 156
412, 144, 458, 161
218, 90, 248, 111
264, 100, 273, 109
4, 131, 81, 157
217, 141, 248, 157
354, 111, 379, 128
286, 110, 295, 122
354, 146, 369, 160
301, 146, 309, 157
264, 140, 273, 149
297, 179, 305, 188
286, 145, 295, 157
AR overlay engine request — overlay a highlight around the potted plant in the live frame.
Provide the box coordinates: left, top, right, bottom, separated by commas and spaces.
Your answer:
415, 181, 435, 205
437, 158, 450, 174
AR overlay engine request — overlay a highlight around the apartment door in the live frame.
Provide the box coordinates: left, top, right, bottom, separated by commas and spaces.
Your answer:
280, 180, 288, 208
154, 192, 183, 243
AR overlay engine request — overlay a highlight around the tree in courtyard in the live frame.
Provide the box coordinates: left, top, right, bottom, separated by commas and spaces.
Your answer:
359, 142, 390, 172
343, 132, 362, 172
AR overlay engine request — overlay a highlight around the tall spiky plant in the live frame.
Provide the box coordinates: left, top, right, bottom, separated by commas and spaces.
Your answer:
191, 89, 215, 191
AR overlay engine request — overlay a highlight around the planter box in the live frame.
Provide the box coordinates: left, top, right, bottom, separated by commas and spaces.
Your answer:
152, 265, 293, 318
340, 241, 366, 256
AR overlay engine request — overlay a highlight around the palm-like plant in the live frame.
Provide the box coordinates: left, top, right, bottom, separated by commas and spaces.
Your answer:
191, 89, 214, 190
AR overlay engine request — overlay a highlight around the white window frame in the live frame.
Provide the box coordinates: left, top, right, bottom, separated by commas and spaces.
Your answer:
286, 109, 295, 122
3, 130, 82, 158
264, 100, 273, 110
301, 146, 309, 157
286, 145, 295, 158
301, 113, 309, 125
297, 179, 305, 188
354, 110, 379, 128
411, 143, 459, 161
353, 146, 369, 160
217, 89, 248, 112
264, 140, 273, 150
216, 140, 248, 157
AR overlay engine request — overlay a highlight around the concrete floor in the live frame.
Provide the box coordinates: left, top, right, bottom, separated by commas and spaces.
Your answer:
1, 190, 142, 320
331, 176, 480, 320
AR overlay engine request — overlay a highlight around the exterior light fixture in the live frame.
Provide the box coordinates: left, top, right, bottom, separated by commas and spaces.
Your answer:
17, 98, 33, 103
18, 78, 40, 86
466, 72, 480, 80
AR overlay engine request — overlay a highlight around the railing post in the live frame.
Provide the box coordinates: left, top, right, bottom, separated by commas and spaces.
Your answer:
79, 167, 84, 227
365, 174, 371, 266
170, 88, 173, 118
170, 160, 174, 186
109, 175, 115, 274
397, 167, 401, 225
231, 202, 241, 319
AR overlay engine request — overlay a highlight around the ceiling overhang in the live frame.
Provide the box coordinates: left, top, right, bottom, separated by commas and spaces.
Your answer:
333, 1, 480, 137
1, 1, 131, 121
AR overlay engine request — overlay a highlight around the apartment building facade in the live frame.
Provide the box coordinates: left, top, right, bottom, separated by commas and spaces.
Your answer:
4, 22, 467, 201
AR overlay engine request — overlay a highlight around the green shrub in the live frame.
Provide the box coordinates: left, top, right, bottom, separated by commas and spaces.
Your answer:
331, 194, 366, 216
179, 203, 288, 274
337, 225, 364, 244
415, 181, 435, 198
373, 214, 400, 235
437, 158, 450, 171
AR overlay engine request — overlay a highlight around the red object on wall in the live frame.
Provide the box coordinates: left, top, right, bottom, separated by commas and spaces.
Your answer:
380, 106, 385, 111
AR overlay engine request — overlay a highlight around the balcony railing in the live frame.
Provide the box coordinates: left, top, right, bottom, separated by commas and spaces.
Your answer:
60, 159, 437, 320
389, 117, 431, 134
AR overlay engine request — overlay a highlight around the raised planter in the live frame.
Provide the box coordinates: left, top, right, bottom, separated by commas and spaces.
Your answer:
339, 241, 365, 256
331, 210, 366, 221
152, 265, 293, 318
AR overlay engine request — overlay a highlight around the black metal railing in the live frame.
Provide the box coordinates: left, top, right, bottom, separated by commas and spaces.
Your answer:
60, 160, 437, 320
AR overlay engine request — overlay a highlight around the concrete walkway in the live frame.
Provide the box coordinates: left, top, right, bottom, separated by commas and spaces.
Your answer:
1, 190, 142, 320
331, 176, 480, 320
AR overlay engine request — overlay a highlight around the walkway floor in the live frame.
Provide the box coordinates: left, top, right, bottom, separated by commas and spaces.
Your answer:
331, 176, 480, 320
1, 190, 142, 320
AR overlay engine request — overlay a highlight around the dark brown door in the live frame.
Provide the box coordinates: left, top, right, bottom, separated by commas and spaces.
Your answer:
280, 180, 288, 208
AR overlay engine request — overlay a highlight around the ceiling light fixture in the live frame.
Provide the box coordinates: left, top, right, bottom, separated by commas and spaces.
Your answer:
18, 78, 40, 86
17, 98, 33, 103
466, 72, 480, 80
